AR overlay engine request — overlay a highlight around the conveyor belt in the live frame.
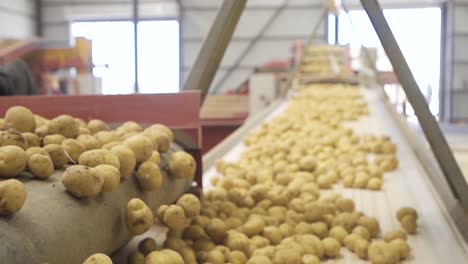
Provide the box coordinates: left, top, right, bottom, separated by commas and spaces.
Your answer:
203, 87, 468, 263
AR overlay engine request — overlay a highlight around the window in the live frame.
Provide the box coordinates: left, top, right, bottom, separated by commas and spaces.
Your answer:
71, 20, 179, 95
330, 8, 441, 115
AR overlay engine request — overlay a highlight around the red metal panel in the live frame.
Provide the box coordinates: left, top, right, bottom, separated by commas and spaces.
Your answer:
0, 92, 200, 129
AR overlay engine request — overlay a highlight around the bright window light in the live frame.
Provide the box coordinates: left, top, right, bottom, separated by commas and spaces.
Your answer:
138, 20, 179, 93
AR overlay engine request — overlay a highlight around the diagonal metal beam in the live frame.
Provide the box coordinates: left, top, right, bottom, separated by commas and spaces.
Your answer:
211, 0, 291, 94
183, 0, 247, 104
360, 0, 468, 209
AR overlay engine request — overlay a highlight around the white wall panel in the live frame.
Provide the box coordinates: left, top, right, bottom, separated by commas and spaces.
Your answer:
182, 10, 217, 38
232, 10, 274, 38
182, 41, 202, 67
0, 0, 34, 40
240, 40, 295, 66
454, 7, 468, 33
139, 1, 179, 19
219, 41, 250, 67
265, 8, 324, 37
452, 64, 468, 90
43, 24, 70, 44
454, 37, 468, 61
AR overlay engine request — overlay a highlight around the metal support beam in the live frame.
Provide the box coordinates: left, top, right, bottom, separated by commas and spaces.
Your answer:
133, 0, 139, 93
35, 0, 43, 36
361, 0, 468, 209
211, 0, 291, 94
183, 0, 247, 104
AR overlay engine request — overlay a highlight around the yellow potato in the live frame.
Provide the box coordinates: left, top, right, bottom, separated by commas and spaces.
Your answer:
4, 106, 36, 132
127, 251, 145, 264
34, 125, 49, 138
124, 134, 153, 164
0, 179, 27, 215
0, 145, 27, 178
62, 138, 86, 163
82, 253, 112, 264
94, 164, 120, 192
176, 193, 201, 218
169, 151, 196, 179
28, 154, 54, 179
25, 147, 50, 159
136, 161, 162, 191
76, 134, 101, 150
125, 198, 154, 235
101, 141, 122, 150
75, 118, 87, 128
22, 132, 39, 148
0, 129, 27, 149
79, 149, 120, 170
0, 119, 5, 130
43, 134, 66, 146
94, 131, 118, 145
43, 144, 68, 169
138, 237, 158, 256
146, 124, 174, 141
79, 127, 91, 135
62, 165, 103, 198
87, 119, 111, 134
48, 115, 80, 138
146, 151, 161, 165
111, 145, 136, 177
34, 114, 49, 128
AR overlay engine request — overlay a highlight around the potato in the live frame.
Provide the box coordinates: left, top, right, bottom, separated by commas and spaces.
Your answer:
247, 256, 272, 264
136, 161, 162, 191
43, 144, 68, 169
143, 129, 170, 153
146, 124, 174, 141
62, 139, 86, 163
127, 251, 145, 264
62, 165, 103, 198
125, 198, 154, 235
400, 214, 417, 234
138, 237, 158, 256
48, 115, 80, 138
147, 151, 161, 165
110, 145, 136, 177
77, 134, 101, 150
383, 229, 407, 242
396, 207, 417, 221
79, 149, 120, 170
163, 205, 186, 230
28, 154, 54, 179
94, 131, 118, 145
0, 119, 5, 130
4, 106, 36, 132
0, 145, 27, 178
176, 193, 201, 218
124, 134, 153, 163
0, 129, 27, 149
82, 253, 112, 264
25, 147, 50, 159
79, 127, 91, 135
146, 250, 184, 264
169, 151, 196, 179
179, 247, 197, 264
34, 114, 49, 128
101, 141, 121, 150
368, 241, 399, 264
0, 179, 27, 215
43, 134, 66, 146
87, 119, 111, 134
34, 125, 49, 138
94, 164, 120, 192
389, 238, 410, 259
75, 118, 86, 128
322, 237, 340, 258
117, 121, 143, 133
22, 132, 39, 148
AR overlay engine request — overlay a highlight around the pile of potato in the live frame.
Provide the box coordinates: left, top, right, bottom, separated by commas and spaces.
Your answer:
118, 84, 416, 264
0, 106, 196, 215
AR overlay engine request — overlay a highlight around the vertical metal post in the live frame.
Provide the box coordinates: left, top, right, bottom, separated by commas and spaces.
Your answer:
439, 2, 447, 121
35, 0, 43, 36
133, 0, 139, 93
361, 0, 468, 208
183, 0, 247, 104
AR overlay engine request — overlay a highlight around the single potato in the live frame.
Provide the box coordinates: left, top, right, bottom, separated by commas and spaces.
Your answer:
43, 144, 69, 169
0, 145, 27, 178
79, 149, 120, 171
110, 145, 136, 177
22, 132, 39, 148
62, 165, 103, 198
0, 129, 27, 149
4, 106, 36, 132
25, 147, 50, 159
125, 198, 154, 235
136, 161, 162, 191
48, 115, 80, 138
43, 134, 66, 146
124, 135, 153, 164
62, 139, 86, 163
87, 119, 111, 134
0, 179, 27, 215
76, 134, 102, 150
94, 164, 120, 192
169, 151, 196, 179
28, 154, 54, 179
82, 253, 112, 264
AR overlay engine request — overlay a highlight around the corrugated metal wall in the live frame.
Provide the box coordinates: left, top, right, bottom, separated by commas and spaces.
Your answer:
181, 0, 327, 93
0, 0, 35, 40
